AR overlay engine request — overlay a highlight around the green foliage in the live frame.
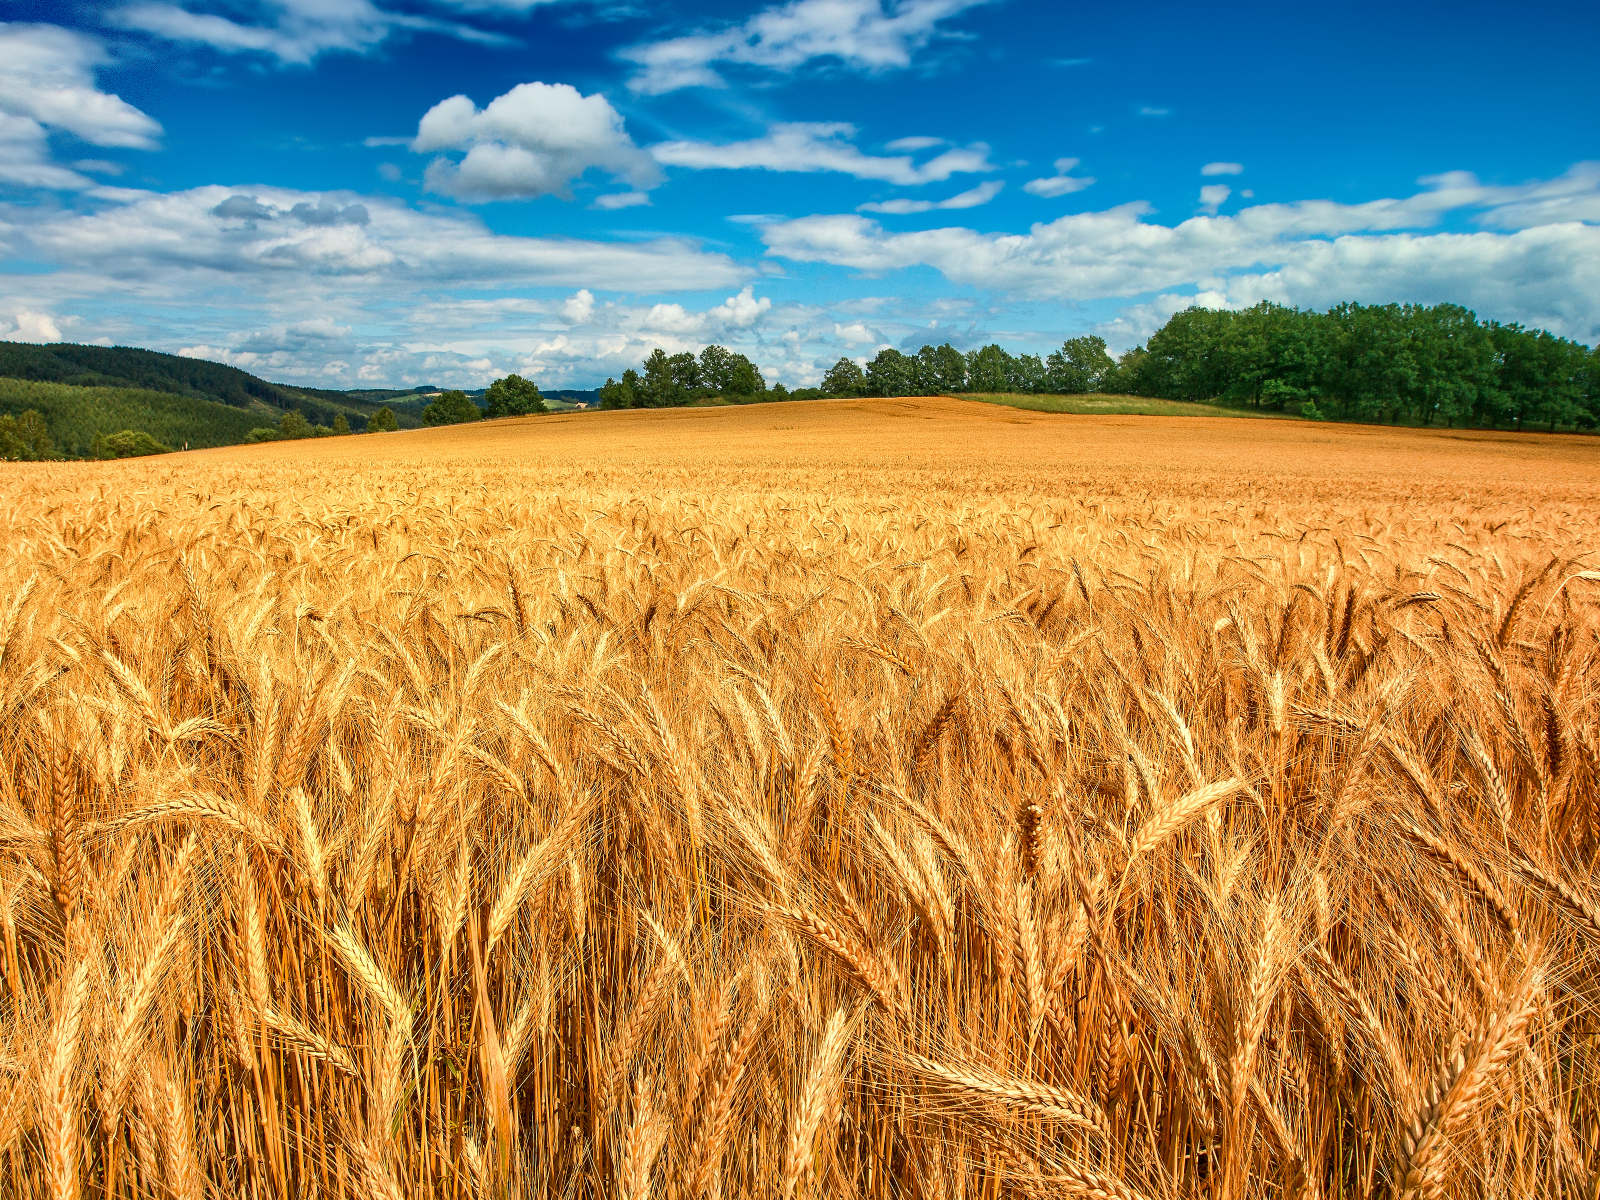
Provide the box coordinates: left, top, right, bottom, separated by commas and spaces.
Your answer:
598, 376, 632, 409
1048, 336, 1115, 393
822, 358, 865, 397
95, 429, 171, 458
245, 428, 282, 443
421, 390, 481, 426
367, 406, 399, 433
0, 341, 300, 409
0, 410, 53, 460
279, 410, 314, 439
332, 413, 351, 435
0, 377, 270, 457
1135, 299, 1596, 429
485, 374, 547, 418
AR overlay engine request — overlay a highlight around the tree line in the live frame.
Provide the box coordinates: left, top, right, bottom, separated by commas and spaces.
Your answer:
609, 302, 1597, 432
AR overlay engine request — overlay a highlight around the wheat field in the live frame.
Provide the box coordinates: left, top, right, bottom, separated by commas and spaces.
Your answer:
1, 397, 1597, 1200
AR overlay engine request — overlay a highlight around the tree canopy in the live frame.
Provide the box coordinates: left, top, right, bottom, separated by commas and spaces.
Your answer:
421, 390, 482, 426
485, 374, 547, 417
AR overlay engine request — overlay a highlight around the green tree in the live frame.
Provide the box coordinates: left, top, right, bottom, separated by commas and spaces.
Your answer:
1008, 353, 1047, 394
769, 381, 790, 401
0, 410, 52, 460
331, 413, 351, 435
865, 348, 913, 397
279, 409, 314, 439
699, 345, 735, 391
96, 429, 171, 458
598, 375, 634, 409
367, 406, 399, 432
421, 390, 481, 425
822, 357, 866, 396
639, 350, 683, 407
1051, 335, 1116, 393
725, 354, 765, 397
668, 352, 701, 395
913, 343, 967, 392
485, 374, 547, 417
964, 344, 1014, 393
1101, 346, 1150, 395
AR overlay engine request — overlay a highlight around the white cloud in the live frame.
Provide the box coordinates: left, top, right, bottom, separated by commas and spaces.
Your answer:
0, 25, 162, 191
411, 82, 660, 201
1022, 157, 1095, 198
0, 25, 162, 149
833, 321, 878, 346
651, 122, 993, 185
760, 167, 1600, 340
885, 135, 944, 151
858, 180, 1002, 213
1138, 106, 1170, 117
113, 0, 508, 66
593, 191, 650, 210
561, 289, 594, 323
1198, 184, 1230, 215
621, 0, 992, 94
1202, 162, 1243, 176
10, 184, 743, 294
706, 285, 772, 327
1, 310, 64, 342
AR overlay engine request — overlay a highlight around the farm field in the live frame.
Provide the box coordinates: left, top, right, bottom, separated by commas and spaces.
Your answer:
0, 396, 1597, 1199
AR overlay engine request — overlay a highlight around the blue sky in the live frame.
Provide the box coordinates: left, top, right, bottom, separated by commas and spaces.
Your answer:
1, 0, 1597, 389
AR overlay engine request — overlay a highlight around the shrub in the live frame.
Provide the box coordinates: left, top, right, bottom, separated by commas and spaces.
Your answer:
95, 429, 172, 458
367, 406, 399, 432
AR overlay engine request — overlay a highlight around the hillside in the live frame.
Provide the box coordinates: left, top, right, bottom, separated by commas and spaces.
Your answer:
0, 341, 436, 455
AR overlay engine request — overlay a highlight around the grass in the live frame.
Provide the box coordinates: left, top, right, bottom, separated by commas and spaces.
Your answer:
0, 396, 1596, 1200
961, 390, 1301, 418
0, 376, 279, 457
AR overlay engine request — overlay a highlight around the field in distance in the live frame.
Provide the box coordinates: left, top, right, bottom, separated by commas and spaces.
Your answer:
0, 396, 1595, 1200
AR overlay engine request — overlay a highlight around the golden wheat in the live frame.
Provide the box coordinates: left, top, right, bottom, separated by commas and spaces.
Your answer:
0, 398, 1595, 1198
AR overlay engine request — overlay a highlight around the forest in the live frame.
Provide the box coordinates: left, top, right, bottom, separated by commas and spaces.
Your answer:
827, 302, 1598, 430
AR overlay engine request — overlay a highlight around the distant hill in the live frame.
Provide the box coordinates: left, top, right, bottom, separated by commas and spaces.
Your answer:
0, 340, 602, 458
0, 341, 446, 455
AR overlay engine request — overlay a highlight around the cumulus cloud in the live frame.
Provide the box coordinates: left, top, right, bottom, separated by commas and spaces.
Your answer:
652, 123, 993, 185
706, 285, 772, 327
113, 0, 509, 66
1198, 184, 1230, 215
760, 167, 1600, 340
621, 0, 992, 94
858, 180, 1002, 213
0, 24, 162, 190
1, 310, 64, 342
1202, 162, 1243, 176
1022, 157, 1095, 198
409, 82, 660, 201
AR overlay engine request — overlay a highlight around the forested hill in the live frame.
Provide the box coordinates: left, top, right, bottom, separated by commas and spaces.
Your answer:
0, 341, 306, 408
0, 341, 445, 458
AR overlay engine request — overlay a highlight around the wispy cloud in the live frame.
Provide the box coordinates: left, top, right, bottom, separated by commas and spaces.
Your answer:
112, 0, 512, 66
1202, 161, 1243, 176
857, 180, 1002, 212
620, 0, 994, 94
1023, 157, 1095, 197
651, 122, 994, 185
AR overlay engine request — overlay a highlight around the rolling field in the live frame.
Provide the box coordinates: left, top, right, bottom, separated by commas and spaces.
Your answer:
1, 396, 1597, 1199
